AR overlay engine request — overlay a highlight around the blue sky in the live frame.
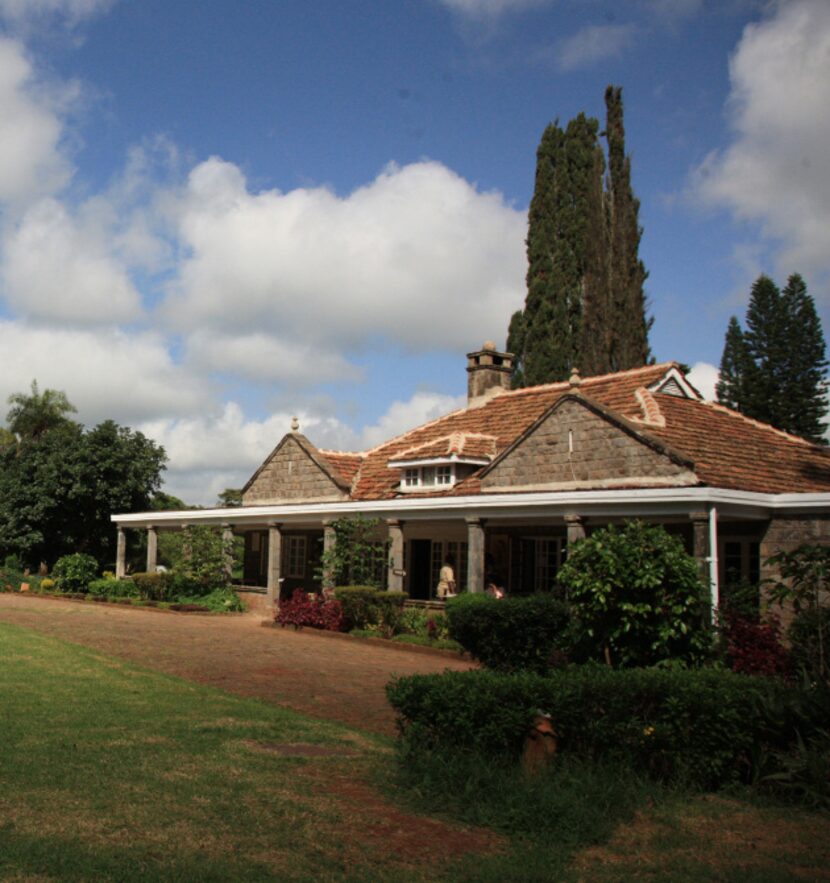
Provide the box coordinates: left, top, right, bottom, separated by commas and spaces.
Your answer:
0, 0, 827, 502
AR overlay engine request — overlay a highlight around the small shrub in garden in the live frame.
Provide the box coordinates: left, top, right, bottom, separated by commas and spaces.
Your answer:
790, 607, 830, 684
557, 521, 711, 668
277, 589, 344, 631
132, 571, 173, 601
720, 611, 791, 678
333, 586, 381, 630
87, 578, 116, 598
52, 553, 98, 593
446, 593, 570, 672
39, 577, 55, 592
386, 666, 816, 789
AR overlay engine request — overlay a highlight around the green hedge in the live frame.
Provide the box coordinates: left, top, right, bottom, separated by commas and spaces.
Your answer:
386, 666, 824, 788
333, 586, 405, 632
446, 593, 570, 673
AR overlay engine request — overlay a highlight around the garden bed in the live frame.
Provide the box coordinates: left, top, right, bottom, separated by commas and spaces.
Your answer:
7, 589, 236, 616
264, 619, 467, 659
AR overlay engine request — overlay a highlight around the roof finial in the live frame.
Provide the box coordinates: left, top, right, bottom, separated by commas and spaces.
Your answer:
569, 367, 582, 388
290, 416, 299, 432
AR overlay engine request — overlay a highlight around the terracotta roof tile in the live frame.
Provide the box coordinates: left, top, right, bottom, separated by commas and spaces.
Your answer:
314, 362, 830, 500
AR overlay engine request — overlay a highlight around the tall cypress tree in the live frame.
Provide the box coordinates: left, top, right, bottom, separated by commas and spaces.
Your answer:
716, 273, 828, 444
509, 87, 650, 385
603, 85, 651, 372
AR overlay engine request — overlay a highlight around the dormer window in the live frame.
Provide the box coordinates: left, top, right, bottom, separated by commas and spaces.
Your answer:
397, 464, 458, 491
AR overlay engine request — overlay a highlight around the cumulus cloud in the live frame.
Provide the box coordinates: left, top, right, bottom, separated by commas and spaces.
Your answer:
687, 361, 718, 402
184, 330, 364, 386
162, 158, 526, 355
692, 0, 830, 287
0, 322, 213, 426
360, 390, 466, 450
0, 37, 71, 204
557, 23, 639, 70
2, 197, 143, 324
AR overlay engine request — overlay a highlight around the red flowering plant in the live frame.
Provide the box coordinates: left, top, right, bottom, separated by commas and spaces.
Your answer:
720, 611, 791, 679
276, 589, 344, 632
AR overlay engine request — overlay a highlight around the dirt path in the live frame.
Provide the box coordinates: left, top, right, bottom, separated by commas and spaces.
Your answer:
0, 594, 473, 737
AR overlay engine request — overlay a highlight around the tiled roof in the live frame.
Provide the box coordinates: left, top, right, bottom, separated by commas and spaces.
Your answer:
296, 362, 830, 501
318, 451, 364, 489
391, 431, 498, 462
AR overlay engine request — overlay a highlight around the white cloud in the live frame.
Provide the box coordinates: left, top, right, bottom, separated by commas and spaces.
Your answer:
0, 0, 113, 28
557, 23, 639, 70
0, 37, 71, 204
687, 361, 718, 402
184, 330, 364, 386
360, 390, 466, 450
0, 322, 212, 426
438, 0, 549, 17
692, 0, 830, 287
162, 158, 526, 356
2, 197, 143, 324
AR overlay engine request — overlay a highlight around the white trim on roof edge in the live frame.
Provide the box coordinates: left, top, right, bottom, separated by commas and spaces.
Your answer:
112, 486, 830, 529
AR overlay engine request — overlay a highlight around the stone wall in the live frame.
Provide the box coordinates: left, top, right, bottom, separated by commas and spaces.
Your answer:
482, 397, 694, 491
243, 437, 348, 505
759, 515, 830, 627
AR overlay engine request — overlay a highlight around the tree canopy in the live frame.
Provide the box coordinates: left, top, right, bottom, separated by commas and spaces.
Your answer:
6, 380, 77, 441
0, 385, 167, 568
508, 86, 651, 386
716, 273, 827, 443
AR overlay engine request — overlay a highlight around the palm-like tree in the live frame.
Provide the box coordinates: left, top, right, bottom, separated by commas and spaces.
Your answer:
6, 380, 77, 441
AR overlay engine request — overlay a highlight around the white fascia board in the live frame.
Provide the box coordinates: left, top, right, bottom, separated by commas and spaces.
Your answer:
648, 367, 701, 400
112, 486, 830, 529
387, 455, 490, 468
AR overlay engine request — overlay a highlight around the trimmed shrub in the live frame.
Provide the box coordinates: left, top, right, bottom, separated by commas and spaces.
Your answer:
557, 521, 711, 668
386, 666, 821, 789
131, 571, 173, 601
333, 586, 405, 633
39, 578, 55, 592
52, 553, 98, 593
333, 586, 380, 630
398, 607, 450, 642
277, 589, 344, 631
446, 593, 570, 673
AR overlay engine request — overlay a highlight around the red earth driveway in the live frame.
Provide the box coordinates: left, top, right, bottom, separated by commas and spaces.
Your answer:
0, 594, 473, 736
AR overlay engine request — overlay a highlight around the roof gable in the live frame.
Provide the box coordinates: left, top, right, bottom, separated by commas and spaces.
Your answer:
242, 433, 351, 505
479, 393, 697, 492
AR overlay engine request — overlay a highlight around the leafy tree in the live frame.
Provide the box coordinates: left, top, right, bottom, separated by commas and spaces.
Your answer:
0, 413, 166, 568
151, 491, 188, 511
509, 87, 651, 385
716, 273, 827, 443
556, 521, 711, 668
6, 380, 77, 441
218, 488, 243, 507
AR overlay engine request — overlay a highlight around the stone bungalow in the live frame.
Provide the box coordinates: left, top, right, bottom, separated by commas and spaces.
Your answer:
112, 343, 830, 612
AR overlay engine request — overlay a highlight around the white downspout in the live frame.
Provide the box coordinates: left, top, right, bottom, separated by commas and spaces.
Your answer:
708, 506, 719, 616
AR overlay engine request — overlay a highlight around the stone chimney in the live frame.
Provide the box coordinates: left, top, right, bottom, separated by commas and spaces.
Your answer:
467, 341, 514, 406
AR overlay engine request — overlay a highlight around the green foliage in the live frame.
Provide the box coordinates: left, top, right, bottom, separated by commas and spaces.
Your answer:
52, 553, 98, 593
397, 607, 450, 641
387, 666, 818, 789
131, 572, 175, 601
333, 586, 405, 635
0, 415, 166, 569
318, 516, 388, 589
510, 86, 650, 385
767, 543, 830, 684
446, 593, 570, 673
716, 274, 828, 442
174, 587, 244, 612
217, 488, 242, 507
164, 526, 229, 592
6, 380, 76, 441
557, 521, 711, 668
88, 576, 137, 599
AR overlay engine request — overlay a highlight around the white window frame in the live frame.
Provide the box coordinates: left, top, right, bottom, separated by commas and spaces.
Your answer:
398, 463, 456, 492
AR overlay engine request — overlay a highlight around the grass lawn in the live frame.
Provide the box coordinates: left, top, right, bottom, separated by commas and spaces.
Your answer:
2, 620, 828, 882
